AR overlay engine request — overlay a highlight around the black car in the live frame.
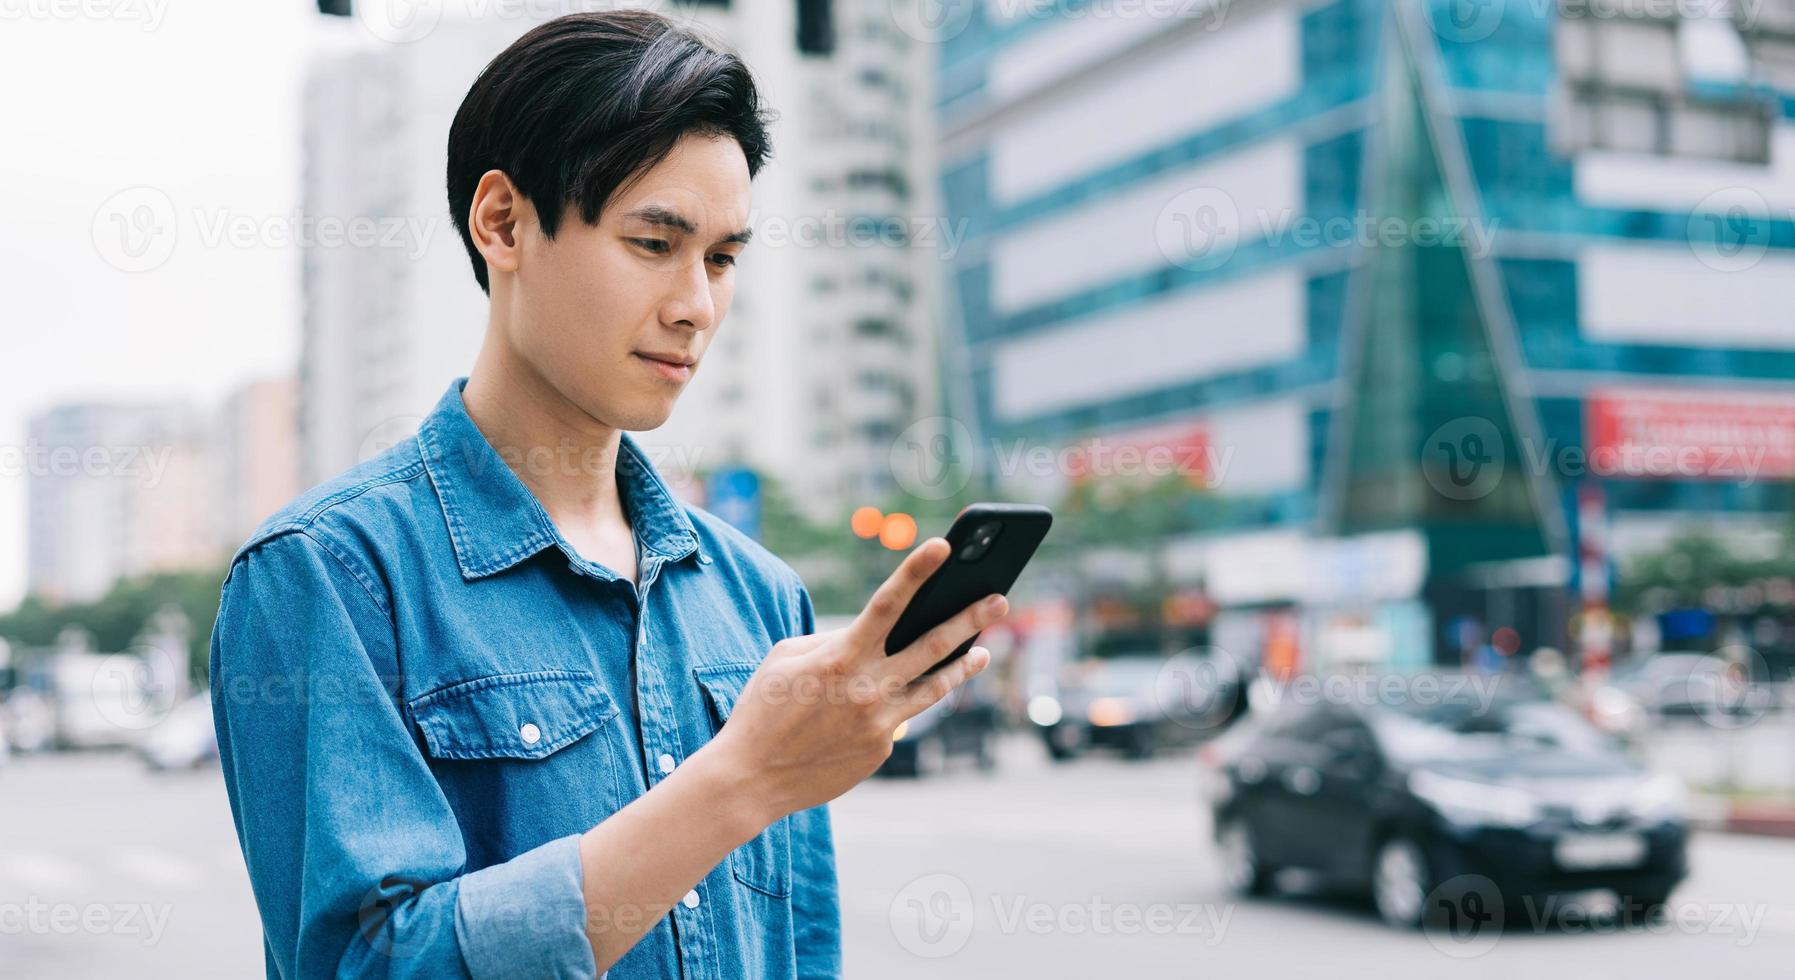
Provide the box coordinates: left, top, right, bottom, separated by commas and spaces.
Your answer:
1200, 677, 1689, 928
1032, 652, 1243, 761
877, 677, 1001, 777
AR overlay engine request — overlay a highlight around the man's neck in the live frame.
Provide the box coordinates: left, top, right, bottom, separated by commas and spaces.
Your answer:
462, 343, 638, 582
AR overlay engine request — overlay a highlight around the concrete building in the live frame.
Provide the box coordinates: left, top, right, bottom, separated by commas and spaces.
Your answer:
217, 377, 302, 550
24, 376, 298, 603
25, 403, 216, 604
935, 0, 1795, 666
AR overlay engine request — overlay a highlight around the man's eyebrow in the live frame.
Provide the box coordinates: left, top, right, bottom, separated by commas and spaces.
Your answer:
623, 204, 753, 245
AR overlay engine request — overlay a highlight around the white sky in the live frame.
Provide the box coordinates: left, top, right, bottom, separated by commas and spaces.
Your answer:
0, 1, 314, 609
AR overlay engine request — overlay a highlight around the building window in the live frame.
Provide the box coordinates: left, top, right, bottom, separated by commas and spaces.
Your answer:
846, 169, 910, 197
1550, 4, 1773, 163
797, 0, 834, 56
1739, 1, 1795, 88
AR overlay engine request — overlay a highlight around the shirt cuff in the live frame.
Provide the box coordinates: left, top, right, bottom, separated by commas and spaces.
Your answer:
455, 832, 596, 980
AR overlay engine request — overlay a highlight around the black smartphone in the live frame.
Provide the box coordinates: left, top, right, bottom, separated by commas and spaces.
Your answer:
884, 503, 1053, 674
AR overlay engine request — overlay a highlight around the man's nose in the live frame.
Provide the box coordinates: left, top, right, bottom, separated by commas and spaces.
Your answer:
662, 259, 715, 330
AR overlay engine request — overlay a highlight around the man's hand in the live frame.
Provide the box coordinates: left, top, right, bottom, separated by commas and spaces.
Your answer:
577, 537, 1006, 970
712, 536, 1008, 822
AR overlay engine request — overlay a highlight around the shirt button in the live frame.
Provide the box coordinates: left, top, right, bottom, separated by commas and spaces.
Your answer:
657, 753, 676, 775
519, 723, 541, 745
681, 889, 700, 909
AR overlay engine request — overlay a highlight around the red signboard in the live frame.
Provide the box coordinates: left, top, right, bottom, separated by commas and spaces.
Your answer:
1586, 388, 1795, 481
1065, 420, 1212, 488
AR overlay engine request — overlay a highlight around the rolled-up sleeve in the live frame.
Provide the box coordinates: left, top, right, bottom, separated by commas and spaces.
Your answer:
209, 528, 597, 980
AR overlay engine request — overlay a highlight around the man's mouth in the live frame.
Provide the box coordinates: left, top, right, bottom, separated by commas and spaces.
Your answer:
634, 351, 695, 382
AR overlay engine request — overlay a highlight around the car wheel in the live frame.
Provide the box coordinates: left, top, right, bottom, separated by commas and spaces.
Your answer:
974, 731, 997, 771
1217, 819, 1273, 896
1123, 727, 1157, 760
1372, 837, 1431, 929
913, 736, 946, 778
1622, 891, 1672, 925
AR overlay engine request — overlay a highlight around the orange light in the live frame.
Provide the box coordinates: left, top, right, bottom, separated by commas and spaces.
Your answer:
879, 512, 917, 550
1087, 697, 1135, 727
850, 506, 884, 539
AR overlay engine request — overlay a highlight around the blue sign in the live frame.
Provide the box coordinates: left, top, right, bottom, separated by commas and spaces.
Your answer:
707, 467, 762, 541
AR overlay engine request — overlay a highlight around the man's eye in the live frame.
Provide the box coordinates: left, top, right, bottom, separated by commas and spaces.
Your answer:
709, 253, 737, 267
629, 238, 670, 254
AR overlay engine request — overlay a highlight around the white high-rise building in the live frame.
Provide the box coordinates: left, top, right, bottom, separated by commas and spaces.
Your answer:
299, 16, 498, 487
26, 404, 217, 604
299, 1, 942, 524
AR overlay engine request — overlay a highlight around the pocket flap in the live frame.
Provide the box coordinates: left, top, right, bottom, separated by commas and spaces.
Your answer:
692, 662, 760, 728
409, 670, 616, 761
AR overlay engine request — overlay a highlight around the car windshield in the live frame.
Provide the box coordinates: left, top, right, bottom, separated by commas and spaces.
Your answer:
1368, 696, 1614, 765
1067, 656, 1168, 696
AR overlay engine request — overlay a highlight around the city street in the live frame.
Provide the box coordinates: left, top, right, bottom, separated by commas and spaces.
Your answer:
3, 737, 1793, 978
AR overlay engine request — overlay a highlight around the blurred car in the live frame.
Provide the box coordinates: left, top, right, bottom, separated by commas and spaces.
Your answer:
46, 651, 171, 749
1590, 653, 1777, 733
1031, 651, 1242, 761
878, 678, 1000, 778
1201, 678, 1688, 928
136, 694, 218, 771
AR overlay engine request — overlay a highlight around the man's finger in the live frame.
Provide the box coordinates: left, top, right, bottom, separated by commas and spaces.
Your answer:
895, 645, 991, 721
844, 537, 950, 655
883, 592, 1007, 684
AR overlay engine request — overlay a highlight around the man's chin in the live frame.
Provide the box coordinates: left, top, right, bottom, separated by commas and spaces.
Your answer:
544, 382, 677, 436
613, 394, 680, 433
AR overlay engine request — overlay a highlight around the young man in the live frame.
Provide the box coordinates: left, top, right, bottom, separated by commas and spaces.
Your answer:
210, 12, 1005, 979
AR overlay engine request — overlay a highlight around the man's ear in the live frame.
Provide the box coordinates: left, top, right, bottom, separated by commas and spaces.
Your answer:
469, 169, 528, 279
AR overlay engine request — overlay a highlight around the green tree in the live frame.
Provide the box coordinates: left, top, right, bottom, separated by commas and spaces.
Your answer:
0, 565, 229, 687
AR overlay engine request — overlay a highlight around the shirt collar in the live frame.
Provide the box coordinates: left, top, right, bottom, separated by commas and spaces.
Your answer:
417, 376, 700, 581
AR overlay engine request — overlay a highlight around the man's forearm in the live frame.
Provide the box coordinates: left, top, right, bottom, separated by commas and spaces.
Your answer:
578, 736, 775, 971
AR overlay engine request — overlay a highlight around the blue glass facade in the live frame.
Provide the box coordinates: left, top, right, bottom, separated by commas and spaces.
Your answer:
937, 0, 1795, 546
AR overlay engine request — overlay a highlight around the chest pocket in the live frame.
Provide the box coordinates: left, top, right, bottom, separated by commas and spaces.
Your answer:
409, 669, 617, 761
693, 662, 792, 899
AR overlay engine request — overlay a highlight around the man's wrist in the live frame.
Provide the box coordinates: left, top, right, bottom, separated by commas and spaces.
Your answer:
682, 734, 783, 845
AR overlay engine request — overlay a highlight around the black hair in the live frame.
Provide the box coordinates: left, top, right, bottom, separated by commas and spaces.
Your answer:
446, 11, 775, 294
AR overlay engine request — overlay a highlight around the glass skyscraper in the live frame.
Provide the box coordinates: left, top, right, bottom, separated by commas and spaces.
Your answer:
934, 0, 1795, 666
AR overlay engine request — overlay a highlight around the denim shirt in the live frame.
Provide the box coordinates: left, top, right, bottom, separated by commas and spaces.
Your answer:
209, 377, 841, 980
